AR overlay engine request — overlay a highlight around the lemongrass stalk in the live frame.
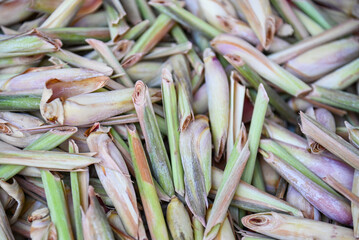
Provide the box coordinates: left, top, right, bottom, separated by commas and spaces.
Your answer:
0, 55, 43, 69
41, 170, 74, 240
29, 208, 56, 240
292, 0, 334, 29
224, 56, 297, 123
86, 39, 133, 87
241, 84, 268, 184
143, 42, 192, 60
0, 179, 24, 224
171, 26, 204, 77
205, 133, 249, 240
271, 0, 309, 40
0, 127, 77, 181
193, 83, 208, 115
268, 19, 359, 64
68, 141, 83, 240
260, 159, 280, 194
267, 37, 291, 53
0, 30, 62, 58
260, 139, 338, 195
109, 128, 132, 167
48, 49, 113, 76
300, 112, 359, 170
87, 127, 139, 238
106, 210, 132, 239
263, 120, 307, 148
242, 212, 354, 240
294, 8, 324, 36
82, 186, 115, 240
170, 54, 194, 130
166, 197, 194, 240
236, 0, 275, 49
0, 200, 15, 240
261, 150, 352, 225
38, 27, 110, 44
277, 140, 354, 190
40, 0, 82, 28
323, 175, 359, 206
149, 1, 221, 38
252, 162, 265, 191
127, 62, 162, 83
286, 185, 321, 220
0, 0, 32, 26
180, 118, 209, 226
275, 177, 287, 200
314, 58, 359, 90
203, 48, 229, 161
161, 69, 185, 196
127, 124, 169, 240
133, 81, 174, 197
352, 170, 359, 238
122, 20, 150, 41
40, 87, 161, 126
212, 34, 311, 97
193, 216, 204, 240
285, 37, 359, 82
0, 94, 41, 111
135, 0, 156, 23
307, 85, 359, 113
1, 68, 106, 91
73, 11, 107, 27
121, 0, 141, 25
122, 14, 174, 67
104, 3, 129, 42
227, 72, 245, 157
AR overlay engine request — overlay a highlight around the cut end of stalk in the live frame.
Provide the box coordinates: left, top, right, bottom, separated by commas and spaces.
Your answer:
263, 16, 276, 50
132, 81, 147, 106
122, 53, 144, 68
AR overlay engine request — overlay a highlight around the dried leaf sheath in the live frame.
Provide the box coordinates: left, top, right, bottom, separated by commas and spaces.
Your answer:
132, 81, 174, 197
127, 124, 169, 240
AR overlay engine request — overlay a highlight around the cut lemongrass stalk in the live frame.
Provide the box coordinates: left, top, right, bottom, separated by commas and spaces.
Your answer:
271, 0, 309, 40
323, 175, 359, 205
206, 206, 236, 240
68, 141, 83, 240
104, 3, 129, 42
193, 83, 208, 115
260, 139, 338, 196
180, 118, 209, 226
135, 0, 156, 23
211, 34, 311, 97
260, 159, 280, 194
107, 210, 133, 239
166, 197, 194, 240
205, 129, 249, 240
241, 84, 268, 184
314, 58, 359, 90
292, 0, 334, 29
286, 185, 321, 220
41, 170, 74, 240
109, 127, 132, 169
121, 0, 141, 25
48, 49, 113, 76
285, 37, 359, 82
40, 0, 82, 28
87, 127, 139, 238
307, 85, 359, 113
86, 39, 133, 87
122, 20, 150, 40
40, 86, 161, 126
122, 14, 174, 67
127, 124, 169, 240
252, 162, 265, 191
346, 121, 359, 149
0, 0, 32, 27
161, 68, 184, 196
1, 68, 106, 92
268, 19, 359, 64
149, 1, 221, 38
73, 11, 107, 28
242, 212, 354, 240
82, 186, 115, 240
224, 56, 297, 123
236, 0, 276, 49
0, 55, 43, 69
39, 27, 110, 44
0, 127, 77, 181
277, 140, 354, 190
294, 8, 325, 36
171, 54, 194, 131
126, 61, 162, 83
133, 81, 174, 197
0, 94, 41, 111
171, 25, 204, 77
143, 41, 192, 60
0, 30, 62, 58
261, 150, 352, 225
353, 170, 359, 238
193, 216, 204, 240
227, 72, 245, 158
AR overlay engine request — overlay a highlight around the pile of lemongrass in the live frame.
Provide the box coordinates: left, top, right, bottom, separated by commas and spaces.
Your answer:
0, 0, 359, 239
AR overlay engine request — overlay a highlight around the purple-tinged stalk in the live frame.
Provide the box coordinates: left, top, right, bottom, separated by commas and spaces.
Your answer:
242, 212, 354, 240
0, 0, 32, 27
132, 81, 174, 197
204, 48, 229, 161
286, 185, 321, 220
211, 34, 311, 97
261, 150, 352, 225
127, 124, 169, 240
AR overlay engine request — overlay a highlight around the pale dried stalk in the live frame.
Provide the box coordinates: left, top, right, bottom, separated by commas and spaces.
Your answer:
29, 208, 57, 240
242, 212, 354, 240
0, 179, 25, 224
